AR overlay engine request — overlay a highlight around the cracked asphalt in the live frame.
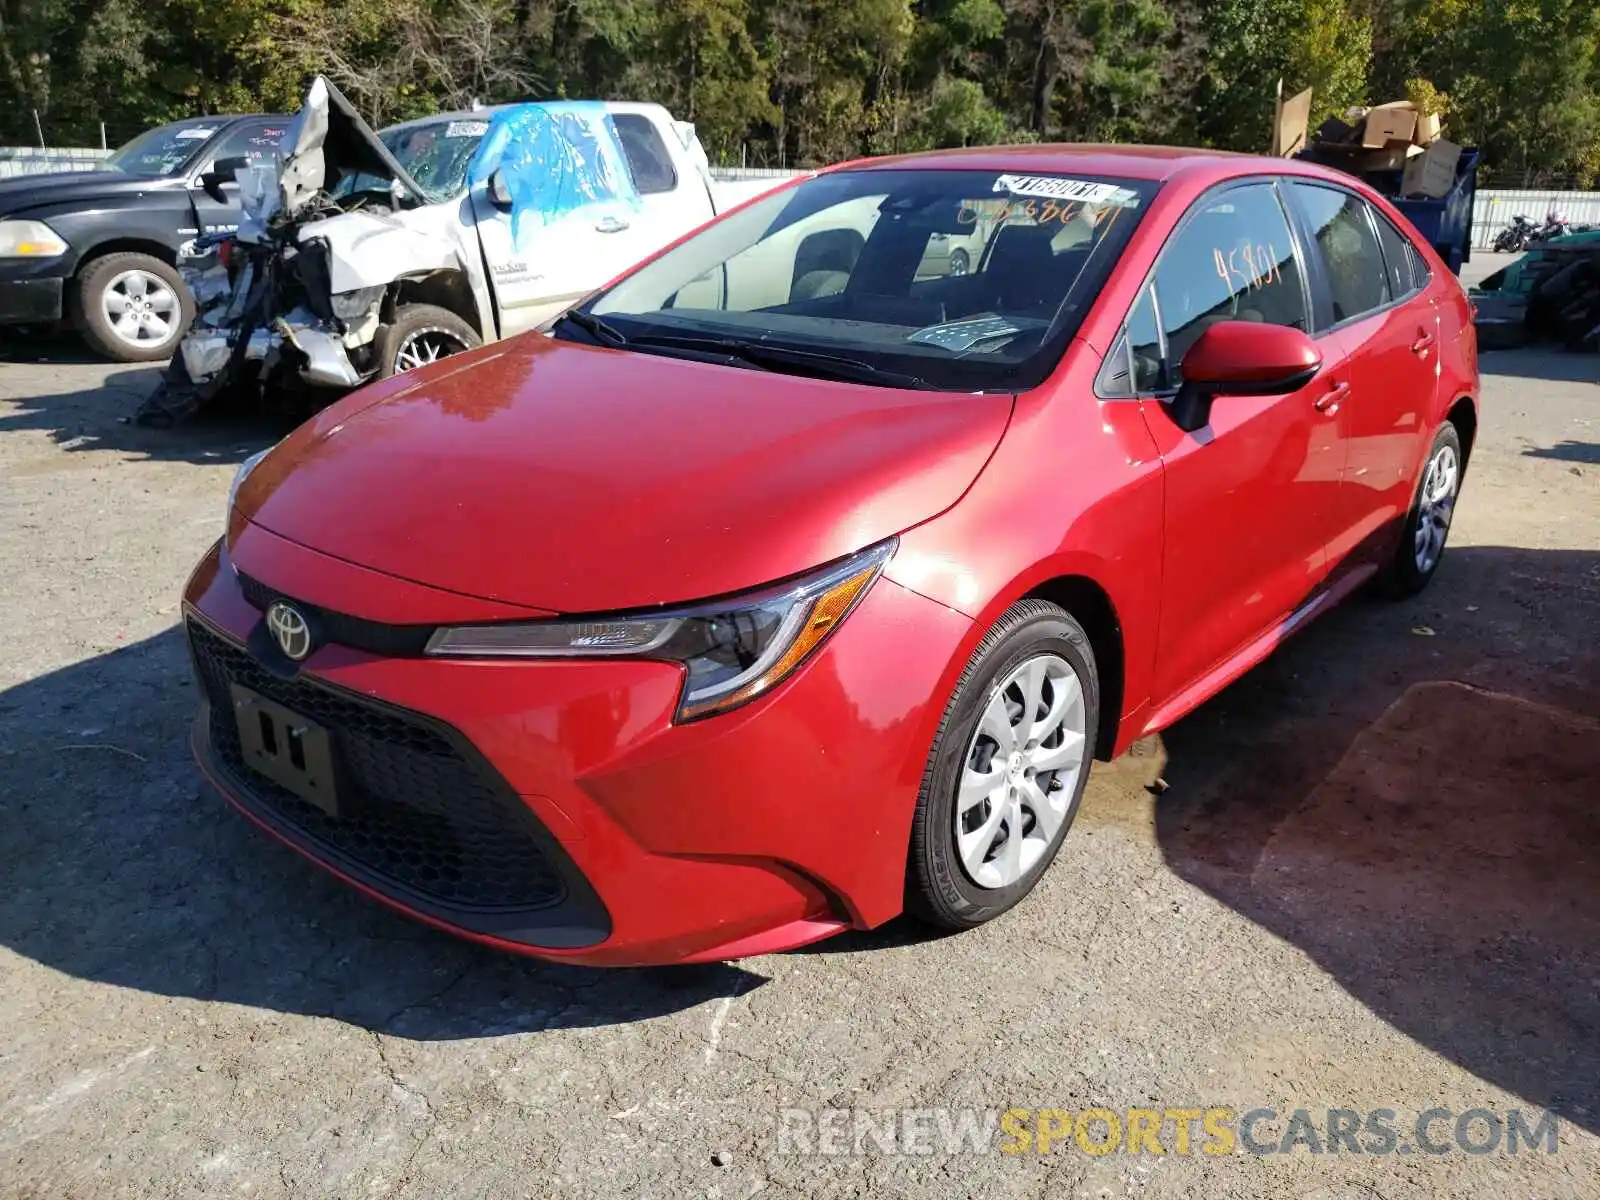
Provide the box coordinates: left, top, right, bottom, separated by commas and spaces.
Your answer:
2, 257, 1597, 1198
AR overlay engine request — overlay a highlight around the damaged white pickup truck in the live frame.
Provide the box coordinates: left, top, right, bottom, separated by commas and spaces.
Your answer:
139, 77, 790, 423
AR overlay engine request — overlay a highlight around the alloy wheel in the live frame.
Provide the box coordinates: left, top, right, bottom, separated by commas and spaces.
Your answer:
393, 327, 471, 373
102, 269, 180, 349
955, 653, 1087, 890
1414, 442, 1459, 574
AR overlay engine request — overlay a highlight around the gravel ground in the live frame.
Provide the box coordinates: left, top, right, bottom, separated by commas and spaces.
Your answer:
2, 259, 1597, 1198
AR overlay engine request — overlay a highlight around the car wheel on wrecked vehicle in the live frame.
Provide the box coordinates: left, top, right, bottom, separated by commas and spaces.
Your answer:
73, 252, 195, 363
375, 304, 481, 379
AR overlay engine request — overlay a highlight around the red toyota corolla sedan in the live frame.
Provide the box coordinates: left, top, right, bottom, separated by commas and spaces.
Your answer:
184, 145, 1477, 965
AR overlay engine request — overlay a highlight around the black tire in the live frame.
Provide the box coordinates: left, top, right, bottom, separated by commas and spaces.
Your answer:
907, 599, 1099, 930
374, 304, 481, 380
72, 252, 193, 363
1378, 422, 1464, 598
949, 248, 971, 276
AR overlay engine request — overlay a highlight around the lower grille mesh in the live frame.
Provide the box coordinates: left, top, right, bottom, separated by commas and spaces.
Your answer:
188, 617, 564, 911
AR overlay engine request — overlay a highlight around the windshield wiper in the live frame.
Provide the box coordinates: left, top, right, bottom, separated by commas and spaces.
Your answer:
626, 332, 937, 390
554, 308, 628, 346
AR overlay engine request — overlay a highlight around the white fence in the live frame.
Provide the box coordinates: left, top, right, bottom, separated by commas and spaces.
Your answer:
1473, 190, 1600, 250
0, 147, 112, 178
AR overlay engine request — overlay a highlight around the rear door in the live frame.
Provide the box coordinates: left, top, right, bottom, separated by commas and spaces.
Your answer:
1283, 182, 1439, 580
611, 112, 716, 237
1120, 179, 1354, 708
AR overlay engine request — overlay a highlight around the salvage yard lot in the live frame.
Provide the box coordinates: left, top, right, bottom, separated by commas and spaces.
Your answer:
2, 268, 1597, 1196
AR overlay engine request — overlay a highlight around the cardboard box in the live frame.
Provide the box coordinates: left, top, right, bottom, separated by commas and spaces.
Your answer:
1362, 103, 1418, 147
1402, 138, 1462, 198
1272, 83, 1314, 157
1415, 112, 1443, 144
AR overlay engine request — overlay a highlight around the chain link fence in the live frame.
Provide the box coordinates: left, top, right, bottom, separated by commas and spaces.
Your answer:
0, 147, 113, 179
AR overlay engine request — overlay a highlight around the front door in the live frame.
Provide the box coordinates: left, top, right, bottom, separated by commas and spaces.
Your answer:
467, 108, 660, 336
1135, 180, 1352, 707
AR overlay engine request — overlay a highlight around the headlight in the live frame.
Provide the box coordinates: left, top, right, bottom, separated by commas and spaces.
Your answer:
0, 219, 68, 258
331, 284, 385, 322
426, 540, 896, 720
227, 448, 271, 525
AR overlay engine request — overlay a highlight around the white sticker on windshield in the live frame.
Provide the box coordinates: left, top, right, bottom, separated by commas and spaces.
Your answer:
993, 174, 1120, 203
177, 128, 218, 140
446, 120, 490, 138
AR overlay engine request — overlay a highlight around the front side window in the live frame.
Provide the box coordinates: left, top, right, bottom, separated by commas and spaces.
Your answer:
1152, 182, 1308, 379
1286, 183, 1391, 324
578, 168, 1156, 392
206, 120, 292, 171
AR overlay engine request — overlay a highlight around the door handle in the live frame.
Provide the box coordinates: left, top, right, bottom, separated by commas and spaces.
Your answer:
1411, 331, 1436, 354
1313, 381, 1350, 414
595, 216, 630, 234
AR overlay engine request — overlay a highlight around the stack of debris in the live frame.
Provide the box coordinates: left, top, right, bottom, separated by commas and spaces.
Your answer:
1274, 88, 1460, 199
1306, 102, 1460, 200
1273, 83, 1479, 274
1472, 232, 1600, 352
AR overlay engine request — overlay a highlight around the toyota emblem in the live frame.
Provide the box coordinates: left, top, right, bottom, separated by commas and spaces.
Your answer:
265, 602, 314, 662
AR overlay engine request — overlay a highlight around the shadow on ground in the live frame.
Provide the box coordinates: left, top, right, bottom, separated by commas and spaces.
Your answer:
0, 335, 295, 466
1524, 439, 1600, 465
0, 546, 1594, 1089
1477, 346, 1600, 385
1140, 546, 1599, 1136
0, 627, 762, 1040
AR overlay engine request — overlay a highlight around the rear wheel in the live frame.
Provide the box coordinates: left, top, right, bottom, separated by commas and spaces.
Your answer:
73, 252, 192, 362
907, 599, 1098, 930
1379, 422, 1463, 597
374, 304, 480, 379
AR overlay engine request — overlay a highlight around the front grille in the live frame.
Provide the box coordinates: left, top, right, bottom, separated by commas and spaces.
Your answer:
188, 617, 564, 911
236, 571, 434, 656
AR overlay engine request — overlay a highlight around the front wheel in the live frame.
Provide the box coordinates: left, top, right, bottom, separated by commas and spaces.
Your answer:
73, 252, 193, 363
907, 599, 1098, 930
373, 304, 481, 380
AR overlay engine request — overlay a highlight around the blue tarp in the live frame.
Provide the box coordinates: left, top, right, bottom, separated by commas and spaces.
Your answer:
467, 102, 641, 250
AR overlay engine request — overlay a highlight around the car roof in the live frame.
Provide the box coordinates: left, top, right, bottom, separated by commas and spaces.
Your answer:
840, 143, 1316, 184
381, 101, 673, 135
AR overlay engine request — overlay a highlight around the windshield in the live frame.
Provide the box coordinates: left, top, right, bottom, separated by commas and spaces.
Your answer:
379, 117, 491, 199
576, 168, 1155, 392
106, 119, 224, 177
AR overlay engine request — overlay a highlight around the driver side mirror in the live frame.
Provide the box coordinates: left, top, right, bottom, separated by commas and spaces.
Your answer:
200, 156, 250, 203
1168, 321, 1322, 432
487, 169, 513, 211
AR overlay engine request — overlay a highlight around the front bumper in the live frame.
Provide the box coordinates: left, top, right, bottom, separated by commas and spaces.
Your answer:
183, 529, 971, 966
0, 276, 66, 324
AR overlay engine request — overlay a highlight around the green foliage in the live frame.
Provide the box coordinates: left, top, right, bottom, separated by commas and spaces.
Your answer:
2, 0, 1598, 185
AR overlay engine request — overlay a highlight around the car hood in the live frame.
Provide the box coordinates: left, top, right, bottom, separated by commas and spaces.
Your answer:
236, 335, 1013, 613
0, 171, 184, 218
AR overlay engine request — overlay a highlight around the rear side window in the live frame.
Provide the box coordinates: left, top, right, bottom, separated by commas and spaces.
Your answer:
1373, 211, 1418, 298
1405, 239, 1432, 290
1286, 183, 1391, 323
612, 114, 678, 195
1153, 182, 1309, 377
